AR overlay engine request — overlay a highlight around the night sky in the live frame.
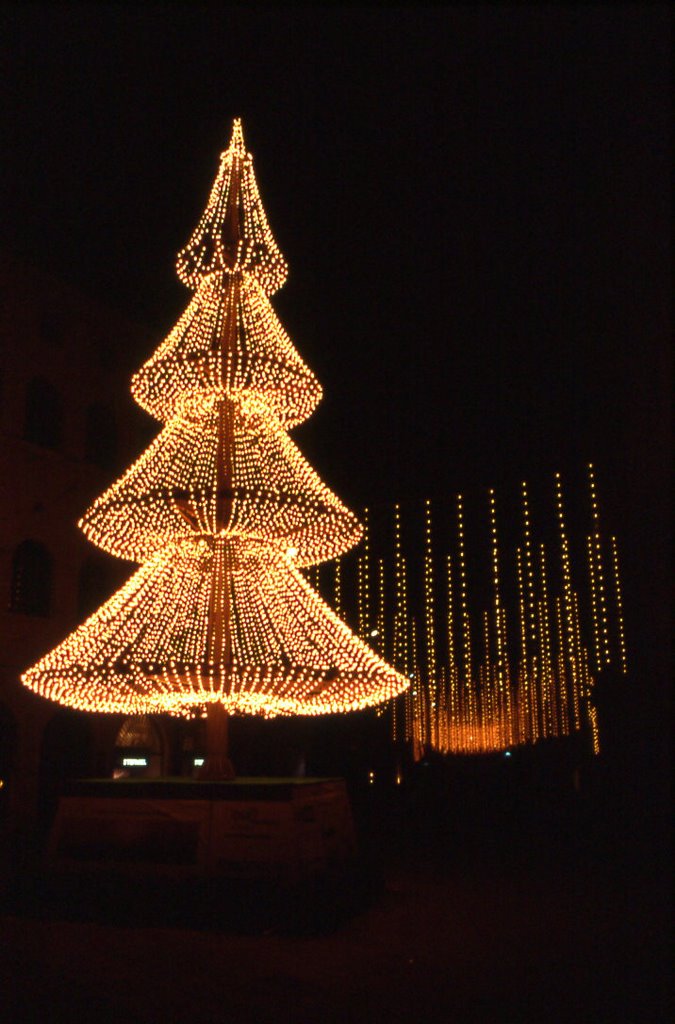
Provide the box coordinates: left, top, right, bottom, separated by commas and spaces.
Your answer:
2, 8, 670, 753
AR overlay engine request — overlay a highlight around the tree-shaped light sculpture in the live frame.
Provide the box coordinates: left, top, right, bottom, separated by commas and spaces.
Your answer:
22, 120, 408, 774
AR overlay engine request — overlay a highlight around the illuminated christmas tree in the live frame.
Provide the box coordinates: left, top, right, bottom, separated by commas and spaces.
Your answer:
22, 119, 408, 774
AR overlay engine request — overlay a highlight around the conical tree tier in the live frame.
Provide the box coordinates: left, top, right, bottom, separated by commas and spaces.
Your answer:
80, 394, 362, 564
132, 272, 321, 427
176, 119, 288, 295
22, 538, 408, 717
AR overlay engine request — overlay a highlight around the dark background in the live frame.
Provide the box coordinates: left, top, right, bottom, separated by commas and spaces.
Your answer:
1, 7, 670, 793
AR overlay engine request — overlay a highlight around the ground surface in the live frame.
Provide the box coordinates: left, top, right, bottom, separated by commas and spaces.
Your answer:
1, 763, 670, 1024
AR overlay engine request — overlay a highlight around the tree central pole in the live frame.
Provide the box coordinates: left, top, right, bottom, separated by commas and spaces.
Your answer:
198, 701, 235, 780
198, 491, 236, 781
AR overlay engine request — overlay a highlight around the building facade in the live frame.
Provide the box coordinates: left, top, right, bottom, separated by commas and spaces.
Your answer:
0, 252, 178, 833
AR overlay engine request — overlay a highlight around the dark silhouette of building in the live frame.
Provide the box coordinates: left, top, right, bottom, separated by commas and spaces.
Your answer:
0, 252, 164, 833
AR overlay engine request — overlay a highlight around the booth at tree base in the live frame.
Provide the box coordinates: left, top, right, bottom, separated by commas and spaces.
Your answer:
47, 777, 356, 885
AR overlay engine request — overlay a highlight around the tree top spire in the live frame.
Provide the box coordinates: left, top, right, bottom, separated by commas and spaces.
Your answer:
176, 117, 288, 294
227, 117, 246, 156
22, 123, 408, 721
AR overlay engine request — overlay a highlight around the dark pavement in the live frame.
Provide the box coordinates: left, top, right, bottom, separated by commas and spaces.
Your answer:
1, 759, 670, 1024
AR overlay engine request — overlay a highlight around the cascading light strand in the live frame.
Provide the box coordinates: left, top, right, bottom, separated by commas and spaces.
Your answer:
383, 469, 623, 757
587, 533, 602, 673
377, 557, 386, 659
588, 463, 611, 666
555, 472, 581, 730
456, 494, 472, 697
333, 558, 342, 618
363, 507, 371, 637
610, 536, 628, 673
424, 499, 437, 705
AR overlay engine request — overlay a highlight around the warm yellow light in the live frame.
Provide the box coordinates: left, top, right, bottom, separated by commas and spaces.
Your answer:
79, 392, 362, 566
385, 475, 624, 758
131, 273, 322, 428
21, 118, 408, 719
176, 119, 288, 296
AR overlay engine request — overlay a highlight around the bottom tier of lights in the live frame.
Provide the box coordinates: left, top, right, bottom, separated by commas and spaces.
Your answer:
21, 538, 408, 716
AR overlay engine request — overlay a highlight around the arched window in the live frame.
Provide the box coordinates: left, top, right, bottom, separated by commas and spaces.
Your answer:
84, 404, 117, 470
9, 540, 52, 616
24, 377, 63, 449
77, 557, 114, 618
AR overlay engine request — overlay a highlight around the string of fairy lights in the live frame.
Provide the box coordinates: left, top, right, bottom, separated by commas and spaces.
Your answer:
80, 391, 362, 566
22, 118, 409, 718
20, 119, 626, 757
314, 464, 627, 757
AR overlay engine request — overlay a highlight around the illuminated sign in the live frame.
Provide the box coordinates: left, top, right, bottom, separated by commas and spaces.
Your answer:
122, 757, 148, 767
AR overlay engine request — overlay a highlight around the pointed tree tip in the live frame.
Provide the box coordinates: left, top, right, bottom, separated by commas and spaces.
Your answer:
229, 117, 246, 154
